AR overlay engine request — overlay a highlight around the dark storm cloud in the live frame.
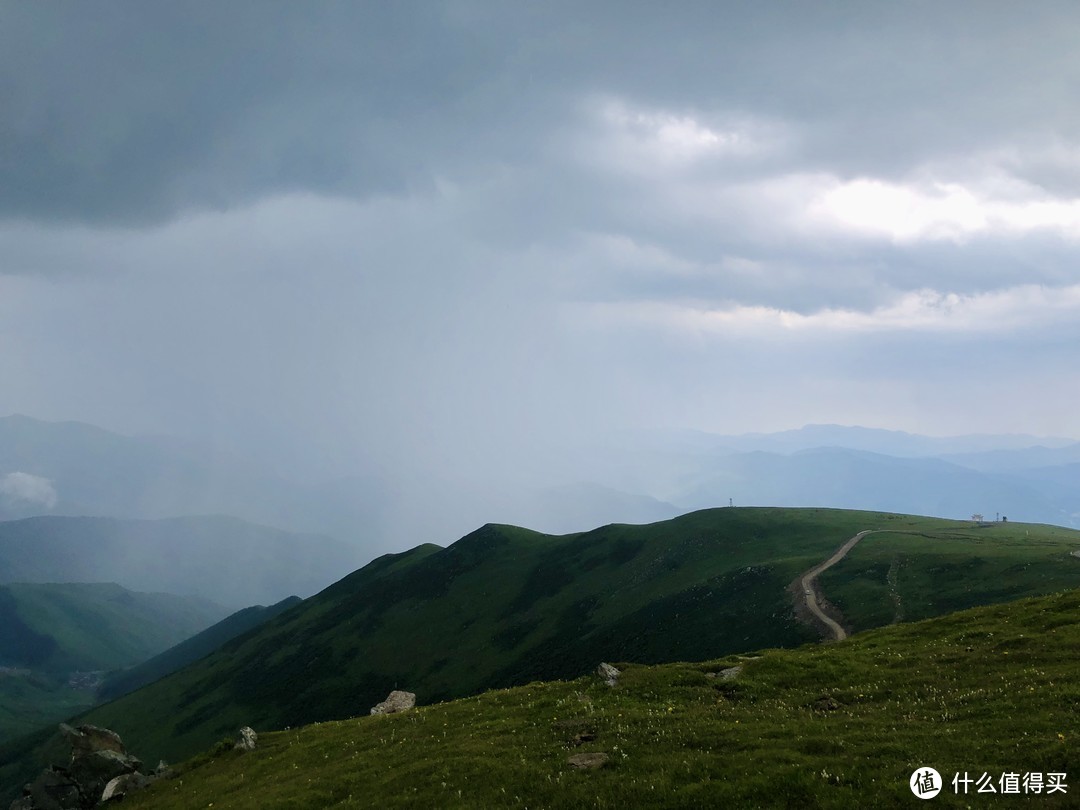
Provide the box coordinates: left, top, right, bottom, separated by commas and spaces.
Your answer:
6, 1, 1080, 225
0, 2, 532, 223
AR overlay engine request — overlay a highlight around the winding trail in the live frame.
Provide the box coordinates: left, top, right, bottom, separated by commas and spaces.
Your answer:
797, 530, 874, 641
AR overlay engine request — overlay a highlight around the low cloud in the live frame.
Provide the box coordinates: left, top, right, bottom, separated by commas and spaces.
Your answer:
0, 472, 58, 508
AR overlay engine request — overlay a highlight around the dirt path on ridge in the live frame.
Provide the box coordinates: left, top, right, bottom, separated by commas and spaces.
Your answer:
794, 530, 874, 642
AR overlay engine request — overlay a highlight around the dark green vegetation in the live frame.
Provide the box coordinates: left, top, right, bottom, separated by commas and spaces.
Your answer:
0, 583, 227, 674
98, 596, 303, 702
0, 674, 95, 746
18, 508, 1080, 774
0, 582, 227, 743
125, 587, 1080, 808
0, 514, 357, 606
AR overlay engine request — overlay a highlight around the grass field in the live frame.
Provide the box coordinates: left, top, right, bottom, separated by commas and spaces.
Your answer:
819, 517, 1080, 630
120, 586, 1080, 808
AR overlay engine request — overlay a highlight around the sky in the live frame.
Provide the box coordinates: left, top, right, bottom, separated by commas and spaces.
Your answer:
3, 1, 1080, 512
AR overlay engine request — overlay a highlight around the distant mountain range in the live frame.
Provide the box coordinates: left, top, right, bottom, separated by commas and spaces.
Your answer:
580, 424, 1080, 529
667, 446, 1076, 527
3, 414, 1079, 555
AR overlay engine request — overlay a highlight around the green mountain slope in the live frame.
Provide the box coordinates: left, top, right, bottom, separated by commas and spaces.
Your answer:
0, 673, 96, 745
0, 515, 358, 606
0, 582, 227, 674
47, 509, 1080, 770
119, 586, 1080, 809
98, 596, 304, 702
0, 582, 228, 745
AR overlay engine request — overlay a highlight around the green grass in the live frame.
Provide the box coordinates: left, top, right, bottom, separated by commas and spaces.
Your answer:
122, 587, 1080, 808
820, 518, 1080, 630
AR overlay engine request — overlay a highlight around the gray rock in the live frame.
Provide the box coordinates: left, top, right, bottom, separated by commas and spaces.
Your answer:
153, 760, 174, 777
597, 662, 620, 687
68, 747, 141, 786
814, 695, 840, 712
370, 690, 416, 715
63, 725, 140, 807
234, 726, 258, 751
11, 725, 148, 810
19, 766, 83, 810
567, 752, 610, 770
69, 750, 141, 805
101, 771, 152, 803
59, 724, 125, 758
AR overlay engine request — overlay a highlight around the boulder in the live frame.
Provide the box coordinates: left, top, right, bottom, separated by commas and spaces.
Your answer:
16, 766, 83, 810
100, 772, 152, 803
68, 749, 142, 803
11, 725, 145, 810
813, 695, 840, 712
597, 662, 620, 687
58, 724, 125, 758
567, 752, 610, 770
153, 760, 174, 778
370, 690, 416, 715
234, 726, 258, 751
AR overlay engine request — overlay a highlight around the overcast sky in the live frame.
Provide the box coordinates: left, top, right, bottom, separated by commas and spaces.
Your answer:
3, 1, 1080, 499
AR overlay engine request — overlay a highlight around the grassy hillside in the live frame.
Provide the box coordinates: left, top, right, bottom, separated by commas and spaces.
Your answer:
818, 518, 1080, 629
98, 596, 304, 702
0, 672, 95, 744
0, 582, 227, 745
123, 586, 1080, 808
0, 582, 227, 675
0, 515, 358, 606
32, 508, 1080, 774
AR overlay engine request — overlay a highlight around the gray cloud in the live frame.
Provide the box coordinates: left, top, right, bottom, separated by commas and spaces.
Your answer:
6, 2, 1080, 225
2, 2, 1080, 551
